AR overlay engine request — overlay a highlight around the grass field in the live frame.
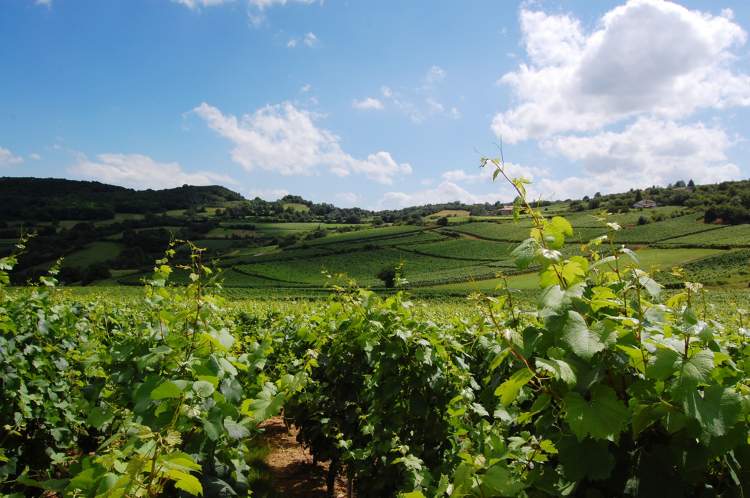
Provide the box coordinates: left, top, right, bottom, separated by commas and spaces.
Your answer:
62, 241, 122, 267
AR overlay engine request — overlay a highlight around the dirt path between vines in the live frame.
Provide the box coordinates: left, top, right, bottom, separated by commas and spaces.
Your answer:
260, 416, 349, 498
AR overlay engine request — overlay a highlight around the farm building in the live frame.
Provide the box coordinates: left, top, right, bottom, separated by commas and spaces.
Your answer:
498, 205, 514, 215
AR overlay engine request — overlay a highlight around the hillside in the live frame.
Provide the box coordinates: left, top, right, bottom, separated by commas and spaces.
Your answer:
1, 176, 750, 291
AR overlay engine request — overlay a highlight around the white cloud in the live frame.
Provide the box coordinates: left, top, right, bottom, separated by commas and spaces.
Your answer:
35, 0, 52, 6
303, 32, 318, 47
425, 98, 444, 114
193, 101, 411, 184
424, 65, 446, 85
539, 118, 741, 195
300, 83, 312, 93
493, 0, 750, 143
0, 147, 23, 166
173, 0, 315, 10
29, 153, 41, 160
248, 188, 289, 200
377, 66, 460, 123
335, 192, 359, 206
378, 181, 507, 209
352, 97, 384, 110
441, 162, 547, 185
69, 153, 235, 190
172, 0, 234, 9
287, 32, 318, 48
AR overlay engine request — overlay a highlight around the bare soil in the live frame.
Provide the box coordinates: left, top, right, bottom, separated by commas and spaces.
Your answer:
259, 416, 349, 498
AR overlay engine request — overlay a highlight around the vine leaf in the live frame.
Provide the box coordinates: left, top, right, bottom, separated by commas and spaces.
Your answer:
679, 351, 714, 386
495, 368, 535, 406
242, 382, 284, 421
481, 464, 525, 496
166, 469, 203, 496
682, 384, 742, 437
561, 311, 604, 360
564, 385, 629, 441
535, 357, 576, 386
150, 380, 183, 400
558, 436, 615, 481
646, 347, 680, 380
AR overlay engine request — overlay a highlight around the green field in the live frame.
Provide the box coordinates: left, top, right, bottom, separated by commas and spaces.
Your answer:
662, 223, 750, 247
62, 241, 122, 267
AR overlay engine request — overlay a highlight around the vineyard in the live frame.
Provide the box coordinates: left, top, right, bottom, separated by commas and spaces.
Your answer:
2, 164, 750, 498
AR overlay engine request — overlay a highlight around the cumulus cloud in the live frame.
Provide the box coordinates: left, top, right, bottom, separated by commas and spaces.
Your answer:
442, 162, 548, 185
352, 97, 384, 110
28, 153, 42, 161
69, 153, 235, 190
536, 118, 741, 196
378, 181, 508, 209
493, 0, 750, 143
0, 147, 24, 166
193, 102, 412, 184
35, 0, 52, 5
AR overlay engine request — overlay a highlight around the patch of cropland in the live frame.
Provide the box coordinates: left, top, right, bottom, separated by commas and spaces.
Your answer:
3, 177, 750, 291
657, 249, 750, 287
661, 223, 750, 247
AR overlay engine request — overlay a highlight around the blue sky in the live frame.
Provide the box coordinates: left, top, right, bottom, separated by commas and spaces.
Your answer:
1, 0, 749, 208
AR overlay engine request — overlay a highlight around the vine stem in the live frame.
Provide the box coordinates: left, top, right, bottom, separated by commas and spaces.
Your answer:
484, 301, 535, 376
486, 158, 567, 288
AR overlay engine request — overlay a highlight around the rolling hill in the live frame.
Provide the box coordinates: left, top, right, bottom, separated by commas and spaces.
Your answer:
1, 176, 750, 292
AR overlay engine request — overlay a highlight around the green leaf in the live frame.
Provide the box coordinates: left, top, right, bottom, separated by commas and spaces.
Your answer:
220, 378, 244, 404
210, 328, 235, 350
558, 436, 615, 481
561, 257, 588, 286
494, 368, 535, 406
646, 347, 680, 380
564, 385, 629, 441
535, 357, 576, 386
550, 216, 573, 236
680, 351, 714, 386
682, 384, 743, 437
223, 418, 250, 440
166, 469, 203, 496
481, 464, 525, 496
192, 380, 215, 398
561, 311, 604, 360
86, 406, 114, 430
150, 381, 183, 400
639, 275, 661, 299
243, 382, 284, 421
163, 452, 202, 472
511, 238, 538, 269
631, 403, 667, 437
